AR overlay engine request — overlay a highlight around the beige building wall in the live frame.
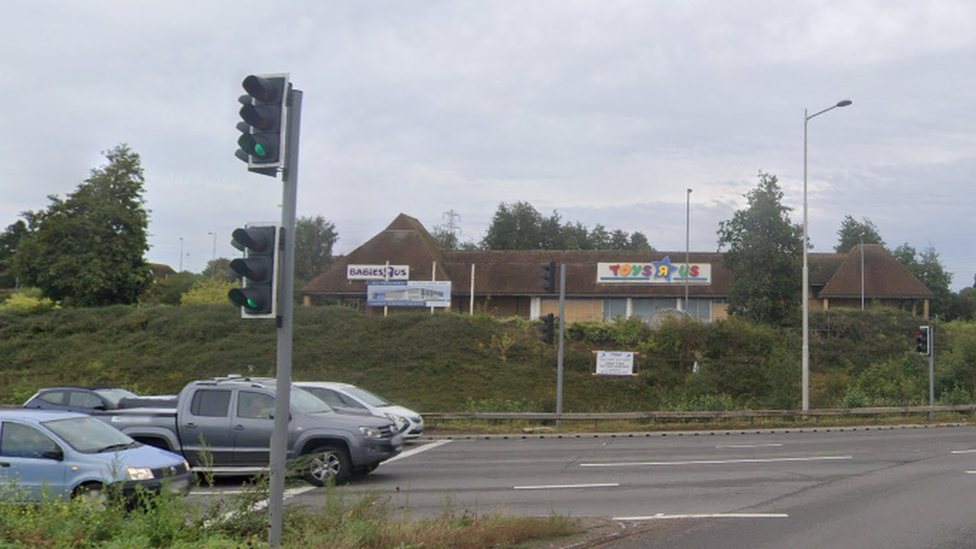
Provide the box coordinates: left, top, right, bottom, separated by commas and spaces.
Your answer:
539, 299, 605, 323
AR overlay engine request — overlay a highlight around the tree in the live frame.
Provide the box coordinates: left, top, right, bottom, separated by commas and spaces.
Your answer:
717, 172, 803, 325
203, 257, 235, 281
294, 215, 338, 285
894, 243, 954, 319
431, 224, 460, 250
12, 144, 152, 306
0, 220, 28, 288
480, 202, 546, 250
835, 215, 885, 252
628, 232, 654, 252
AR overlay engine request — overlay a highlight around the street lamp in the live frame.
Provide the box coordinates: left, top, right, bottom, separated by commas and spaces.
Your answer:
803, 99, 852, 412
178, 237, 184, 272
207, 231, 217, 277
685, 188, 692, 312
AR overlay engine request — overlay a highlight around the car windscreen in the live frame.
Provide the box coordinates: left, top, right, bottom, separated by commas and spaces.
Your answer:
342, 386, 391, 407
290, 387, 333, 414
43, 416, 137, 453
94, 388, 140, 406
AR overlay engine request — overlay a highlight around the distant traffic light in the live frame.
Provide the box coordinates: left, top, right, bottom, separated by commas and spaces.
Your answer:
540, 261, 557, 294
228, 224, 279, 318
916, 326, 930, 355
235, 74, 289, 176
538, 313, 555, 345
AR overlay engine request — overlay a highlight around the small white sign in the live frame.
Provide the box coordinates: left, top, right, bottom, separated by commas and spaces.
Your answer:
595, 351, 635, 376
347, 264, 409, 280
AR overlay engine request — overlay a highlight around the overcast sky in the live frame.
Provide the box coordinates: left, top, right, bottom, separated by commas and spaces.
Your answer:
4, 1, 975, 289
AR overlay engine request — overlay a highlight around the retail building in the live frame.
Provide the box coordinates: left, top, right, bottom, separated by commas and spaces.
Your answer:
301, 214, 933, 322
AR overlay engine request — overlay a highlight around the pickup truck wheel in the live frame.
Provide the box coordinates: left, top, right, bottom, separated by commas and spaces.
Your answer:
303, 445, 350, 486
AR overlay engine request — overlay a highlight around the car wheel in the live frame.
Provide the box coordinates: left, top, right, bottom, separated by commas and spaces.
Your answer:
73, 483, 107, 506
302, 445, 351, 486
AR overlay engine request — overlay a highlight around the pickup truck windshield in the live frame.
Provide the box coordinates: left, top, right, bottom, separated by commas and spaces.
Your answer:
44, 416, 136, 453
291, 387, 332, 414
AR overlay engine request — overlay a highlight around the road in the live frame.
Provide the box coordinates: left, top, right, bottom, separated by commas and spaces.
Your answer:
190, 425, 976, 548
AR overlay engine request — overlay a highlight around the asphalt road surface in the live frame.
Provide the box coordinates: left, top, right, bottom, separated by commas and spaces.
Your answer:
190, 425, 976, 548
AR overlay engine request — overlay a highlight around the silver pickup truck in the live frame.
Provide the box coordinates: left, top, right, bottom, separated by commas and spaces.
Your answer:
96, 377, 404, 485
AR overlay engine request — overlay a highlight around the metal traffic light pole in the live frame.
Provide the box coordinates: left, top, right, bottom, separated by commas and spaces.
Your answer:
268, 87, 301, 549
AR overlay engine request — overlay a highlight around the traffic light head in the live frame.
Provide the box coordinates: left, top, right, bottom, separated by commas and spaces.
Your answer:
228, 224, 279, 318
540, 261, 557, 294
916, 326, 930, 355
538, 313, 555, 345
235, 74, 289, 176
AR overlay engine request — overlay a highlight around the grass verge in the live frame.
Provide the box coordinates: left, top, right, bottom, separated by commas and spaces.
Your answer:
0, 476, 581, 549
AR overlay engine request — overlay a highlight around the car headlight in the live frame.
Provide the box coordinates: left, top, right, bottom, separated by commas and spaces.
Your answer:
126, 467, 155, 481
359, 426, 384, 439
387, 414, 408, 431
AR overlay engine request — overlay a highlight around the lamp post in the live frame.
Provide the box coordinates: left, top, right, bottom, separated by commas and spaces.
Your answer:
860, 232, 865, 311
803, 99, 852, 412
685, 188, 692, 311
207, 231, 217, 277
179, 237, 184, 273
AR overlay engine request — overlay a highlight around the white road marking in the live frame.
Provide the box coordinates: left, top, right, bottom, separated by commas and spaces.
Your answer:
951, 449, 976, 454
965, 471, 976, 474
385, 439, 452, 463
580, 455, 852, 467
514, 483, 620, 490
615, 513, 789, 521
716, 443, 784, 449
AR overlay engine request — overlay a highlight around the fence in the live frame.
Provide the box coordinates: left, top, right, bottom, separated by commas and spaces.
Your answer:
423, 404, 976, 430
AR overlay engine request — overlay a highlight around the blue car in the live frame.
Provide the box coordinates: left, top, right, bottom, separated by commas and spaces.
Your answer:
0, 409, 191, 503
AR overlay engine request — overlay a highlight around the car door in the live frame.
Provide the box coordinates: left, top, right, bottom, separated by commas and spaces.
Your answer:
181, 389, 235, 467
0, 420, 68, 501
231, 390, 276, 466
66, 390, 107, 413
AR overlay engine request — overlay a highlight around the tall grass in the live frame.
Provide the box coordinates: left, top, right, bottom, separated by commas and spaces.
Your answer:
0, 478, 579, 549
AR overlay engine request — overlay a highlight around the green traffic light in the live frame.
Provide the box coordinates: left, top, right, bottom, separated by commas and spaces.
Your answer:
246, 298, 258, 309
253, 143, 267, 157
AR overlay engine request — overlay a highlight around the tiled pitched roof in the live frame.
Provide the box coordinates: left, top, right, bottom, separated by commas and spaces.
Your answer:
301, 215, 932, 301
818, 244, 932, 299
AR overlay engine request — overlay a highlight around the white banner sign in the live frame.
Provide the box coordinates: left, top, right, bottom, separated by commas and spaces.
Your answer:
595, 351, 635, 376
367, 281, 452, 307
347, 264, 409, 280
596, 258, 711, 285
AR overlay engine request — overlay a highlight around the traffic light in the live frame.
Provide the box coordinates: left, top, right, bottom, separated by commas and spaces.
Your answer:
228, 224, 279, 318
538, 313, 555, 345
916, 326, 930, 355
540, 261, 557, 294
235, 73, 289, 176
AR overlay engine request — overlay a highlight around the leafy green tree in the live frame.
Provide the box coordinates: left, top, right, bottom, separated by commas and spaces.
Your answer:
0, 220, 28, 288
181, 278, 238, 305
294, 215, 338, 285
717, 171, 802, 325
144, 271, 203, 306
481, 201, 655, 251
12, 145, 152, 306
481, 202, 547, 250
835, 215, 885, 252
203, 257, 235, 281
628, 232, 654, 252
431, 224, 460, 250
893, 243, 954, 319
